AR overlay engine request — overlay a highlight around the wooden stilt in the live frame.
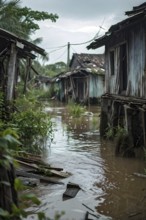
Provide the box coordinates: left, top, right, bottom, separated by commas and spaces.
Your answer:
6, 43, 17, 101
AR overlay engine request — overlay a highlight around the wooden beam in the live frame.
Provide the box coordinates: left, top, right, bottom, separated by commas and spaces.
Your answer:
6, 43, 17, 101
23, 57, 31, 94
139, 107, 146, 148
102, 93, 146, 105
31, 65, 39, 75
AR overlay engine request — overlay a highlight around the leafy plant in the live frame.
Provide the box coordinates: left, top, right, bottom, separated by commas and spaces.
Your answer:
105, 124, 127, 140
105, 123, 114, 139
0, 0, 58, 40
0, 128, 21, 167
0, 129, 63, 220
12, 109, 52, 154
115, 125, 127, 138
67, 101, 85, 117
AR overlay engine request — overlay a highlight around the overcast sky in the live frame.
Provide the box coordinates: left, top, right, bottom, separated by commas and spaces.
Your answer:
21, 0, 144, 64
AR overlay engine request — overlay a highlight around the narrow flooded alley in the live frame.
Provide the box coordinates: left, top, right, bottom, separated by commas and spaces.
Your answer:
26, 103, 146, 220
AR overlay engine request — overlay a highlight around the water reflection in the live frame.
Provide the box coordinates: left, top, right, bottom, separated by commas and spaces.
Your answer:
99, 141, 146, 220
26, 103, 146, 220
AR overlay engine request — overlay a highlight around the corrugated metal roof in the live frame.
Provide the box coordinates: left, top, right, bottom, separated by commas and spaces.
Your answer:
125, 2, 146, 16
52, 53, 105, 81
52, 53, 105, 82
69, 53, 105, 69
0, 28, 46, 57
87, 3, 146, 49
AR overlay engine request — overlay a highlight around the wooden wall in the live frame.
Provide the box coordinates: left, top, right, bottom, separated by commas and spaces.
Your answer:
105, 22, 146, 98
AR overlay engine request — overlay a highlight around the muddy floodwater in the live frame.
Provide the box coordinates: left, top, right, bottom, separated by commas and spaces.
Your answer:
26, 103, 146, 220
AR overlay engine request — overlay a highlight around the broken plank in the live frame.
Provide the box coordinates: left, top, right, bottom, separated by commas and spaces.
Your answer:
15, 156, 63, 171
16, 159, 38, 169
63, 182, 81, 200
85, 212, 89, 220
16, 170, 64, 185
49, 170, 71, 178
15, 156, 41, 164
17, 151, 42, 159
82, 203, 95, 212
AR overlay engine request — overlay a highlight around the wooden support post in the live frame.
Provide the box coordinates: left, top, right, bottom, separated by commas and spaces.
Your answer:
100, 98, 108, 137
124, 104, 134, 145
70, 76, 76, 101
23, 57, 31, 94
6, 43, 17, 101
87, 75, 90, 107
139, 108, 146, 148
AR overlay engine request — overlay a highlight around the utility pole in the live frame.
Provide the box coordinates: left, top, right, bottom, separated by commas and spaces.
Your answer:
67, 42, 70, 71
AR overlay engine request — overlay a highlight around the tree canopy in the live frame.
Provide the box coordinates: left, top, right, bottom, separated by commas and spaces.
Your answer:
32, 61, 67, 77
0, 0, 59, 40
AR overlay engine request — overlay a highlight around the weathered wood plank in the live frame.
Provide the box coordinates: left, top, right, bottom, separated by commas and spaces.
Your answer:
6, 43, 17, 101
49, 169, 71, 178
16, 159, 39, 169
16, 170, 64, 185
15, 156, 63, 171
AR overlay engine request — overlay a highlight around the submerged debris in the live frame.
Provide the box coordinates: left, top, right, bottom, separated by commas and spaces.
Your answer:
63, 182, 81, 200
15, 151, 71, 186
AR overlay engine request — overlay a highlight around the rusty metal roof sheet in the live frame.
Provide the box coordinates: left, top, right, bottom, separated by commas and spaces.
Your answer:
87, 3, 146, 50
69, 53, 105, 69
0, 28, 46, 57
125, 2, 146, 16
52, 53, 105, 81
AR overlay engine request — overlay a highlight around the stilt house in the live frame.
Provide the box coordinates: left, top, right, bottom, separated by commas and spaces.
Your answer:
87, 3, 146, 157
0, 28, 46, 101
55, 53, 105, 104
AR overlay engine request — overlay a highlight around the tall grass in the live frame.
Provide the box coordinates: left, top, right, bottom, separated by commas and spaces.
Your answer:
67, 101, 85, 117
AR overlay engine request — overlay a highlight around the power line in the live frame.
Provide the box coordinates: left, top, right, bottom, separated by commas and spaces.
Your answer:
45, 44, 67, 50
54, 48, 67, 62
47, 45, 67, 54
45, 22, 106, 53
46, 19, 106, 63
70, 45, 78, 54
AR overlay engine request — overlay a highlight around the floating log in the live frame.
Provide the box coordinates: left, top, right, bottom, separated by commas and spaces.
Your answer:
16, 170, 64, 185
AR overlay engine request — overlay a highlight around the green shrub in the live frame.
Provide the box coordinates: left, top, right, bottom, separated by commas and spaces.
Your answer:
115, 125, 127, 138
12, 109, 52, 154
67, 101, 85, 117
105, 124, 127, 140
105, 123, 114, 139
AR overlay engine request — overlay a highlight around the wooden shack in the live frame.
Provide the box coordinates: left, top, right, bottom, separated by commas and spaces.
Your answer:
34, 75, 52, 91
55, 53, 105, 104
0, 28, 46, 101
87, 3, 146, 157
